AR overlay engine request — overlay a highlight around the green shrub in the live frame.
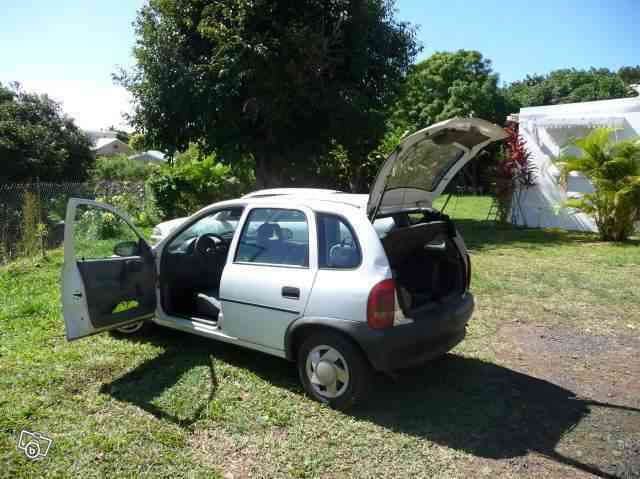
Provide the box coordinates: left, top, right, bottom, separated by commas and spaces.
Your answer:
94, 188, 161, 229
147, 147, 254, 219
91, 155, 160, 181
19, 191, 46, 256
76, 208, 124, 239
557, 128, 640, 241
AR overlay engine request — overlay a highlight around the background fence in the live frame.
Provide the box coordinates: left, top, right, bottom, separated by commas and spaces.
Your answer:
0, 181, 150, 263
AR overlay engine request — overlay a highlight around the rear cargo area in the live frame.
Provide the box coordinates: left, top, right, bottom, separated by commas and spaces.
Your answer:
381, 220, 467, 316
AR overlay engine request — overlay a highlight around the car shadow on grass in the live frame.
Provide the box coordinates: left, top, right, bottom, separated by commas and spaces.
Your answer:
100, 328, 221, 427
99, 326, 300, 428
355, 356, 640, 479
101, 327, 639, 478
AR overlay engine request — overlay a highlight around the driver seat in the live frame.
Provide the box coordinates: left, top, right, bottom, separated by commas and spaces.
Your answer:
195, 288, 222, 321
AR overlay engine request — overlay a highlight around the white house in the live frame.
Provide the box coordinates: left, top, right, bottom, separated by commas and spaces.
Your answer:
128, 150, 167, 164
85, 129, 118, 144
91, 137, 132, 157
512, 87, 640, 232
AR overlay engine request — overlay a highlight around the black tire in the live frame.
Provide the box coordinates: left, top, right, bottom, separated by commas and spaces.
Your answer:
297, 330, 372, 411
109, 320, 154, 338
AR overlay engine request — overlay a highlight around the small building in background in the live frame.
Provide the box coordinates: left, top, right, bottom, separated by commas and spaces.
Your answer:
128, 150, 167, 164
84, 129, 118, 144
513, 87, 640, 232
91, 137, 132, 157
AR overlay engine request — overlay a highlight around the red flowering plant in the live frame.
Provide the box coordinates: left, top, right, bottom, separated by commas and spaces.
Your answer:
493, 122, 536, 223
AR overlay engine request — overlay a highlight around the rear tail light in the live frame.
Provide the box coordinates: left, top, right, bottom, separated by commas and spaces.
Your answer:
367, 279, 396, 329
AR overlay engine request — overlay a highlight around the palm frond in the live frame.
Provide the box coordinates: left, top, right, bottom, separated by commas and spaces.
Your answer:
557, 128, 640, 240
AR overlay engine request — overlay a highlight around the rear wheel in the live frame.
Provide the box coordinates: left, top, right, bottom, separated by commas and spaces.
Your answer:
297, 331, 372, 411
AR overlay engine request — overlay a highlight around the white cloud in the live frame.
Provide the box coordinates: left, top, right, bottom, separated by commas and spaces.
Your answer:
14, 79, 133, 132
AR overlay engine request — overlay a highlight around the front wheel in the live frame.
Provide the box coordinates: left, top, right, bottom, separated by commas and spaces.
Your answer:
297, 331, 372, 411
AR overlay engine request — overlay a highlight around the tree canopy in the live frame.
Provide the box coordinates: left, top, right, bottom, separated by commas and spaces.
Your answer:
117, 0, 419, 187
618, 65, 640, 87
0, 82, 94, 182
504, 68, 631, 109
390, 50, 507, 131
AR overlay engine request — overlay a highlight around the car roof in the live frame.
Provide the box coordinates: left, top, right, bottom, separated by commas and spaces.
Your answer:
243, 192, 368, 209
188, 191, 367, 218
242, 188, 342, 198
240, 188, 369, 212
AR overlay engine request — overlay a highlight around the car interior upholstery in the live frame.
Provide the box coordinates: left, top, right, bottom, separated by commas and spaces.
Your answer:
381, 213, 466, 314
160, 208, 243, 323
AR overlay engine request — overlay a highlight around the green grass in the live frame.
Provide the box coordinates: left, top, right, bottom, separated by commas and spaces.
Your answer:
1, 196, 639, 478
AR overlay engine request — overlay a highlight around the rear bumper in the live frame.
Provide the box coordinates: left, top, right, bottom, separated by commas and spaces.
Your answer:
353, 293, 474, 373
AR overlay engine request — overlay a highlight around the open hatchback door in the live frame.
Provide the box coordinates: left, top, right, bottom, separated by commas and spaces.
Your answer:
367, 117, 509, 218
62, 199, 156, 340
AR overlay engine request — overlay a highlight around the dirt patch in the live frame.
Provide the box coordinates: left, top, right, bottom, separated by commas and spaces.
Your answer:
493, 322, 640, 478
496, 322, 639, 406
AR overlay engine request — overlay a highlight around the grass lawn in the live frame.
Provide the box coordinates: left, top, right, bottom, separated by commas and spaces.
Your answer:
1, 196, 638, 478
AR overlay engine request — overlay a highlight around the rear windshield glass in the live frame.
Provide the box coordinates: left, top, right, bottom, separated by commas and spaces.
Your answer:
387, 139, 464, 192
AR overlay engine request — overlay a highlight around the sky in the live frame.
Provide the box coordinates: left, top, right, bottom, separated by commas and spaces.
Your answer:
0, 0, 637, 131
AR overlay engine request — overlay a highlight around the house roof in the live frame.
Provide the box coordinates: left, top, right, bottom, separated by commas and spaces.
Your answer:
85, 130, 118, 142
128, 150, 167, 162
91, 137, 128, 150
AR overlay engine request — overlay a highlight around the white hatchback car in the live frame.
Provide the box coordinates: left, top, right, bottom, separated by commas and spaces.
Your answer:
62, 118, 507, 409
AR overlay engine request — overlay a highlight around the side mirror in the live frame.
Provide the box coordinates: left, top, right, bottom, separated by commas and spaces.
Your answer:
113, 240, 140, 257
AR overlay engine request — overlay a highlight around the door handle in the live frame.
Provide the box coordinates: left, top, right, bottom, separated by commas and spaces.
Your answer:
281, 286, 300, 299
72, 291, 83, 298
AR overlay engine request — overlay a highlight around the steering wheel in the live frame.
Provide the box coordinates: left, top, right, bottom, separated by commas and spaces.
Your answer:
194, 233, 228, 257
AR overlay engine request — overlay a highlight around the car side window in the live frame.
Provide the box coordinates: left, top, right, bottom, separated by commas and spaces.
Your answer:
74, 204, 142, 259
316, 213, 361, 269
235, 208, 309, 267
167, 207, 244, 253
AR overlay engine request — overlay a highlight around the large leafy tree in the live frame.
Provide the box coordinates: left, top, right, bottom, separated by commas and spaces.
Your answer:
504, 68, 631, 109
117, 0, 419, 188
556, 128, 640, 242
0, 82, 94, 182
618, 65, 640, 88
386, 50, 507, 194
390, 50, 507, 131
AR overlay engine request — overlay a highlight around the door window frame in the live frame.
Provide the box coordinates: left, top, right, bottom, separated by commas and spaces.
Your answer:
62, 198, 156, 340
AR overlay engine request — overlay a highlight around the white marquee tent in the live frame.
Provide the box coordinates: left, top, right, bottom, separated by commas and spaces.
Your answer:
512, 87, 640, 232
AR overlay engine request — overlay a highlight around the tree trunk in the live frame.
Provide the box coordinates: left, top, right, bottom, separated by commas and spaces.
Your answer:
254, 149, 283, 189
255, 154, 269, 189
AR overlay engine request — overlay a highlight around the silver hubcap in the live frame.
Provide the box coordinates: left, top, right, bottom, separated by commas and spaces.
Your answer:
116, 321, 144, 334
306, 345, 350, 398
